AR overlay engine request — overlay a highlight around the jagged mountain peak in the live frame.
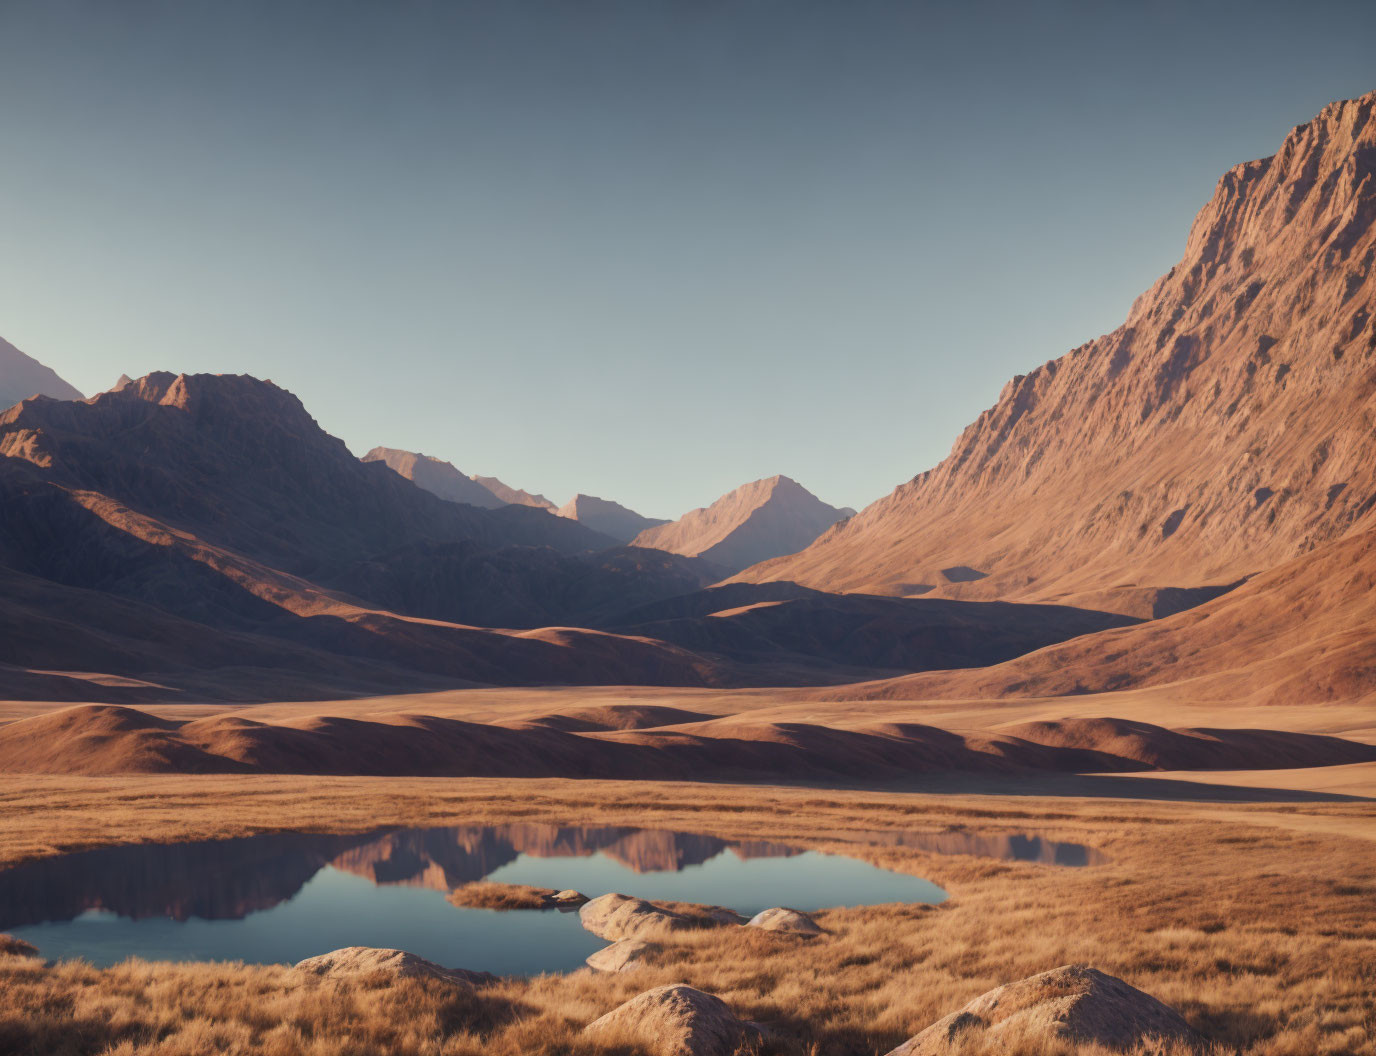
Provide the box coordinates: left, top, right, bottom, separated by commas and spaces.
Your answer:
632, 475, 854, 573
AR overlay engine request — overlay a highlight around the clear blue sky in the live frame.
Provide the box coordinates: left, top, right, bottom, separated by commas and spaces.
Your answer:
1, 1, 1372, 519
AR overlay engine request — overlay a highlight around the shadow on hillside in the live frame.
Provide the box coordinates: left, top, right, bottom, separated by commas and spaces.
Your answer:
842, 770, 1373, 803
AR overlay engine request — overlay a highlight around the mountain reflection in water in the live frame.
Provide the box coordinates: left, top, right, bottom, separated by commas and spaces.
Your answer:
0, 823, 1099, 932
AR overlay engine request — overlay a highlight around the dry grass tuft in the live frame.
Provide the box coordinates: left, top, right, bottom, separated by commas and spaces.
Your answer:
447, 882, 560, 910
0, 934, 39, 959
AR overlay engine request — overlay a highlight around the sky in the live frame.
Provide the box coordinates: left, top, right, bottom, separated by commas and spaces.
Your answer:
1, 1, 1373, 519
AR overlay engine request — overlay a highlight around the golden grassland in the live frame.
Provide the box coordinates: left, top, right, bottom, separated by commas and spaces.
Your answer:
0, 774, 1371, 1055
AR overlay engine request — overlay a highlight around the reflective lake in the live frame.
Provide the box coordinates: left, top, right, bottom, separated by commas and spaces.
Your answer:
0, 824, 1096, 974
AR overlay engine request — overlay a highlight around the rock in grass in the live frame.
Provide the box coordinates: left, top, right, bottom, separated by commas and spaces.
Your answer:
745, 906, 822, 936
584, 983, 759, 1056
293, 947, 495, 988
578, 892, 701, 940
585, 938, 656, 973
884, 964, 1205, 1054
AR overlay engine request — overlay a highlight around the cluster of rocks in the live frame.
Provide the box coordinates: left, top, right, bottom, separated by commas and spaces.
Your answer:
576, 893, 822, 974
286, 890, 1205, 1056
576, 964, 1204, 1056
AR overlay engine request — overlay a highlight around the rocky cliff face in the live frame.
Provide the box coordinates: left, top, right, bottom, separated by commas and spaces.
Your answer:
557, 493, 667, 542
736, 92, 1376, 616
633, 475, 855, 573
0, 337, 83, 408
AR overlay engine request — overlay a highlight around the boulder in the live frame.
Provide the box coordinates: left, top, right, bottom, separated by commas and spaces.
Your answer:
553, 889, 589, 905
585, 938, 656, 973
584, 983, 759, 1056
293, 947, 495, 988
884, 964, 1204, 1055
579, 892, 702, 940
745, 907, 822, 936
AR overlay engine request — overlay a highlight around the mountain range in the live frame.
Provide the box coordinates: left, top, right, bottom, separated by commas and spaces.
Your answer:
0, 367, 1123, 701
360, 447, 851, 562
1, 89, 1373, 730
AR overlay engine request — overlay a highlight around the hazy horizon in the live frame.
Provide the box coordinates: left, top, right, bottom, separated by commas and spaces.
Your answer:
2, 0, 1374, 518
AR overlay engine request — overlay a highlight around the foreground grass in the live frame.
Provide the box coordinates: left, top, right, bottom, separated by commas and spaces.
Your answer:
0, 775, 1371, 1055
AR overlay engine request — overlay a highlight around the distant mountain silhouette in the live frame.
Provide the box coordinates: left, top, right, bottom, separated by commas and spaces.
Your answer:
471, 475, 556, 510
557, 493, 667, 542
0, 336, 83, 407
363, 447, 506, 508
633, 476, 854, 572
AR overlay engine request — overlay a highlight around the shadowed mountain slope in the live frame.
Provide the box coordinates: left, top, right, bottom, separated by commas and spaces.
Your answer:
0, 372, 611, 574
840, 523, 1376, 709
0, 374, 741, 695
735, 91, 1376, 616
326, 542, 726, 629
362, 447, 505, 508
605, 583, 1138, 679
633, 475, 855, 573
0, 337, 83, 407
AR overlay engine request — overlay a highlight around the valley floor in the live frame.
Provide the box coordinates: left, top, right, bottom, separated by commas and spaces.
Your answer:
0, 772, 1372, 1055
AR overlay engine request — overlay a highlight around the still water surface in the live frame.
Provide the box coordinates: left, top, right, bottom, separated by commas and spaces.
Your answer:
0, 824, 1094, 974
